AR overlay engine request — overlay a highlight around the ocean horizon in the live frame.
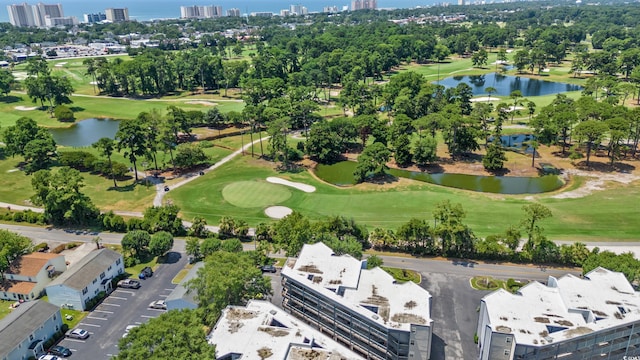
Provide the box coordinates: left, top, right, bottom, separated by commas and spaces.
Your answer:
0, 0, 451, 23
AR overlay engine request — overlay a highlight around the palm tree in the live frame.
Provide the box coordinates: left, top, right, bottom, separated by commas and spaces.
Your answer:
509, 90, 523, 123
485, 87, 496, 102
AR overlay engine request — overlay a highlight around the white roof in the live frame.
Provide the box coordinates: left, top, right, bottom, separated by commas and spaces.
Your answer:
281, 243, 432, 331
209, 300, 362, 360
482, 267, 640, 346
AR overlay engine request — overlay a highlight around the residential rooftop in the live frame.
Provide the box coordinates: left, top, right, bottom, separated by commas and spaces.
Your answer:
209, 300, 363, 360
281, 242, 432, 331
482, 267, 640, 346
7, 253, 62, 277
0, 300, 60, 357
47, 248, 121, 290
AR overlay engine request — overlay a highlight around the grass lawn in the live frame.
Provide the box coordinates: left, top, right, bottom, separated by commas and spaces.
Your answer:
167, 155, 640, 241
61, 308, 86, 329
0, 300, 15, 320
381, 267, 421, 283
172, 264, 193, 284
125, 254, 159, 277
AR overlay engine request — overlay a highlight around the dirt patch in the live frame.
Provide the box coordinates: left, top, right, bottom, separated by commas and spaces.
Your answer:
14, 106, 38, 111
258, 326, 289, 337
226, 308, 258, 320
552, 169, 640, 199
298, 264, 323, 274
390, 313, 428, 325
186, 100, 217, 106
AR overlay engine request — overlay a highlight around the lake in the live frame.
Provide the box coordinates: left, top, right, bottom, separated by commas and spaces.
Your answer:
49, 118, 120, 147
437, 73, 583, 97
315, 161, 563, 194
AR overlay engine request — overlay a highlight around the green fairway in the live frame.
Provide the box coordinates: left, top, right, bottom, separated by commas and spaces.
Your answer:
222, 181, 292, 208
167, 156, 640, 241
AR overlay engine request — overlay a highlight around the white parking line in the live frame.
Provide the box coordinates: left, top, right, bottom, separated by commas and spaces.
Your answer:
109, 296, 127, 300
94, 310, 114, 314
164, 288, 175, 291
114, 290, 135, 295
64, 338, 86, 343
158, 294, 168, 298
79, 323, 101, 327
87, 316, 108, 321
101, 302, 121, 307
140, 315, 156, 319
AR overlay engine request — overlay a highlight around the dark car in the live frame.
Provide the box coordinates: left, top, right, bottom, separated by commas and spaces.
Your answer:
138, 266, 153, 279
164, 186, 170, 192
199, 171, 205, 175
261, 265, 277, 273
48, 345, 72, 357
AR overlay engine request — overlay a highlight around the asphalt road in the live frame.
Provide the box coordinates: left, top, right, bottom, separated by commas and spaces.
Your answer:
56, 251, 186, 359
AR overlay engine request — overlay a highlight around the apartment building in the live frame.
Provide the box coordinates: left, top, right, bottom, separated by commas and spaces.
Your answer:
478, 267, 640, 360
7, 2, 71, 27
84, 12, 106, 23
1, 252, 66, 302
351, 0, 377, 11
180, 5, 223, 19
281, 242, 433, 360
226, 8, 240, 17
209, 300, 363, 359
105, 8, 129, 22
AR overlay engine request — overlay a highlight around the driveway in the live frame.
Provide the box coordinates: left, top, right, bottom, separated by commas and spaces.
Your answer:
55, 251, 187, 359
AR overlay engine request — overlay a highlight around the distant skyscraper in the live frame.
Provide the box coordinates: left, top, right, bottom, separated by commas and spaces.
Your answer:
458, 0, 466, 5
180, 5, 223, 19
323, 5, 340, 13
32, 2, 63, 27
84, 12, 106, 23
7, 3, 36, 27
105, 8, 129, 22
351, 0, 376, 11
227, 8, 240, 17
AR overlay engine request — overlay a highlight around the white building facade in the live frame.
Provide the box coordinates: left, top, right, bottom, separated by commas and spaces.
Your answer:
281, 243, 433, 360
478, 267, 640, 360
45, 249, 123, 311
1, 253, 66, 302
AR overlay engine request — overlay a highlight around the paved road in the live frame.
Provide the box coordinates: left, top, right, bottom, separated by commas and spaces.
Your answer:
57, 250, 187, 359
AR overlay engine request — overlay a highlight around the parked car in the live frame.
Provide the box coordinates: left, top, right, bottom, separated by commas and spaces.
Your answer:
148, 300, 167, 310
66, 328, 89, 339
117, 279, 141, 289
138, 266, 153, 279
48, 345, 72, 357
164, 186, 170, 192
261, 265, 277, 273
38, 355, 62, 360
122, 324, 139, 338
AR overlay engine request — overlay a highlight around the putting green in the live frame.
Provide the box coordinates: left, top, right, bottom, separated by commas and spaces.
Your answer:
222, 181, 292, 208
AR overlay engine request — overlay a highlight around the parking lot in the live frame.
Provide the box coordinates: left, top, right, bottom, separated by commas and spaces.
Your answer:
57, 251, 187, 359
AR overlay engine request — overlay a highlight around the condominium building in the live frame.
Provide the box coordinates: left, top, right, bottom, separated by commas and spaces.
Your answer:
351, 0, 377, 10
84, 12, 106, 23
209, 300, 363, 359
281, 242, 433, 360
180, 5, 223, 19
478, 267, 640, 360
289, 4, 307, 15
323, 5, 340, 13
105, 8, 129, 22
7, 2, 65, 27
226, 8, 240, 17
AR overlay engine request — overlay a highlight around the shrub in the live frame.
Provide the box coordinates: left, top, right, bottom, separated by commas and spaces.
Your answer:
54, 105, 75, 122
51, 244, 66, 254
66, 242, 80, 249
198, 140, 214, 148
24, 210, 40, 224
34, 242, 49, 252
127, 218, 145, 231
59, 151, 97, 171
124, 255, 139, 267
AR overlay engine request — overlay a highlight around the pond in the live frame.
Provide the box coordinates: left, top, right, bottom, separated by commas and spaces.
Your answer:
315, 161, 563, 194
491, 134, 536, 154
49, 118, 120, 147
437, 73, 582, 97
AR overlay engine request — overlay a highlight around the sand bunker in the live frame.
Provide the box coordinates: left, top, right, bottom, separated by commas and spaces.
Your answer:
54, 62, 67, 67
14, 106, 38, 111
186, 100, 216, 106
470, 97, 499, 102
265, 206, 293, 219
266, 177, 316, 193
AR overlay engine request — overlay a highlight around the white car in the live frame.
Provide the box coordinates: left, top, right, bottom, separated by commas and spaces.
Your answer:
122, 324, 139, 338
148, 300, 167, 310
66, 328, 89, 339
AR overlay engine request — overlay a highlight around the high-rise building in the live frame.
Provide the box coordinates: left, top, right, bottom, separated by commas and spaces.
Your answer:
84, 12, 106, 23
351, 0, 377, 10
290, 4, 307, 15
7, 3, 36, 27
478, 267, 640, 360
32, 2, 63, 27
458, 0, 466, 5
180, 5, 223, 19
105, 8, 129, 22
227, 8, 240, 17
323, 5, 340, 13
281, 243, 433, 360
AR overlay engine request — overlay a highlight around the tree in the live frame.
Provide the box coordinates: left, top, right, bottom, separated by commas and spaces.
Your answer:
221, 238, 243, 253
0, 230, 33, 277
188, 217, 210, 238
520, 203, 552, 247
573, 120, 609, 166
397, 218, 434, 254
187, 251, 271, 325
353, 142, 391, 183
366, 255, 384, 269
271, 212, 312, 256
142, 205, 184, 235
174, 143, 209, 170
30, 167, 99, 226
93, 137, 117, 188
267, 117, 290, 166
412, 136, 438, 166
218, 216, 236, 238
471, 48, 488, 67
23, 136, 57, 173
392, 134, 412, 167
484, 86, 496, 102
509, 90, 523, 123
433, 200, 475, 257
482, 143, 507, 172
116, 119, 148, 182
185, 237, 202, 260
116, 309, 216, 359
149, 231, 174, 256
0, 69, 15, 96
200, 237, 222, 258
122, 230, 151, 258
3, 117, 49, 157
